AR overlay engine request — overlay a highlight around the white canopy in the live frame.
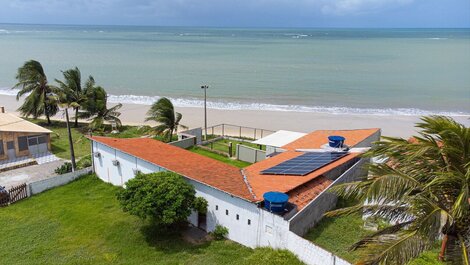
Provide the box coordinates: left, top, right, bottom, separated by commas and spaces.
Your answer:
252, 130, 306, 147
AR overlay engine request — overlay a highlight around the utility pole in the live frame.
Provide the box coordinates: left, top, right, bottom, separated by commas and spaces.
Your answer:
201, 85, 209, 140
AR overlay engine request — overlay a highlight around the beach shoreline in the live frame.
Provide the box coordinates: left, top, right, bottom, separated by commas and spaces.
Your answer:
1, 94, 469, 138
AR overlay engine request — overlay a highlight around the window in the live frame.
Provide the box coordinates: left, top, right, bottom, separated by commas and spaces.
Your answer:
247, 219, 251, 225
38, 135, 47, 144
28, 137, 38, 146
0, 140, 4, 155
18, 136, 28, 151
225, 210, 229, 215
236, 214, 239, 220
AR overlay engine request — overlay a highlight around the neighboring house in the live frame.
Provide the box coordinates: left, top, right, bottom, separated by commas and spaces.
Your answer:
88, 128, 380, 249
0, 108, 52, 161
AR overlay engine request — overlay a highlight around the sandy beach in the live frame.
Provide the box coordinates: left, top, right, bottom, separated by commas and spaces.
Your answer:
1, 94, 469, 138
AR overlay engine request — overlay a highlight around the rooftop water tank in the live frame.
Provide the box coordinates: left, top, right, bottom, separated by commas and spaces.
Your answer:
328, 136, 345, 148
263, 191, 289, 213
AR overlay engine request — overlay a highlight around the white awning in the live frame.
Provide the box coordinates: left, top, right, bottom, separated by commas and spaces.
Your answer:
252, 130, 306, 147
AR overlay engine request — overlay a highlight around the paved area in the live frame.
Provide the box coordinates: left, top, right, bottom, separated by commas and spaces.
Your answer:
0, 159, 65, 189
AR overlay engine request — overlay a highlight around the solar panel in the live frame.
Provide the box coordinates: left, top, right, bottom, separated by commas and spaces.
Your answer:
260, 152, 348, 176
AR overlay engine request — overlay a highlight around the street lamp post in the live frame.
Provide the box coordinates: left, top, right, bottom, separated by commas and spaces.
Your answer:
201, 85, 209, 140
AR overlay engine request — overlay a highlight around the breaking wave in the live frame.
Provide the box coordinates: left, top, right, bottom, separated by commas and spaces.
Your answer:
1, 87, 467, 116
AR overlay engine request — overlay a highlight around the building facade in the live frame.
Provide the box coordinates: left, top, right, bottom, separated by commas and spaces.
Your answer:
0, 111, 52, 161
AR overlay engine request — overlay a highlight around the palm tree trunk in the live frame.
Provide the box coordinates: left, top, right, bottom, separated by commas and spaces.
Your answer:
65, 108, 76, 171
43, 89, 51, 125
168, 128, 173, 143
74, 107, 79, 128
439, 234, 448, 261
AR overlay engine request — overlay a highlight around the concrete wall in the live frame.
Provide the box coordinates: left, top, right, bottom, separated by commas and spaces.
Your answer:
354, 129, 381, 148
28, 167, 92, 196
236, 144, 266, 163
169, 136, 196, 149
286, 232, 351, 265
289, 158, 368, 236
179, 127, 203, 144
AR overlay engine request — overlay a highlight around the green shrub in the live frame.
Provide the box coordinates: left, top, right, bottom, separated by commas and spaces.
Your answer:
193, 197, 208, 214
212, 225, 228, 240
77, 155, 92, 169
117, 171, 196, 226
54, 162, 73, 174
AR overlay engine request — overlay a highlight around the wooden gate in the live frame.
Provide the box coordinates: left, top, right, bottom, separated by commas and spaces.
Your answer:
0, 183, 28, 207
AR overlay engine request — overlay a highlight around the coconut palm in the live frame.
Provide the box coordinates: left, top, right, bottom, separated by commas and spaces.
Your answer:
79, 86, 122, 131
327, 116, 469, 265
54, 67, 94, 127
12, 60, 58, 124
145, 97, 187, 142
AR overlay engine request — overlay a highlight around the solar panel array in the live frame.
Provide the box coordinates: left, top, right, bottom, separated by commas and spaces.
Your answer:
260, 152, 348, 176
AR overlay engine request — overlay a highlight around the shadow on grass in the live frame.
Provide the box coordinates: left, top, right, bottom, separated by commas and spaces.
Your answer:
139, 222, 209, 255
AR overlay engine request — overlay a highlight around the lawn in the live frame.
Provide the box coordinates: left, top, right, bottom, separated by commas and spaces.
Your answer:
304, 202, 443, 264
203, 138, 264, 157
0, 174, 303, 265
188, 146, 252, 168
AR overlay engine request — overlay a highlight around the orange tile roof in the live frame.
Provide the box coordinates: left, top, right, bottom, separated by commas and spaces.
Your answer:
90, 136, 256, 202
282, 128, 380, 151
287, 176, 333, 210
244, 128, 380, 202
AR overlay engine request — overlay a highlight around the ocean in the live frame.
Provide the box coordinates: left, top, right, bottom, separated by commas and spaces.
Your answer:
0, 24, 469, 115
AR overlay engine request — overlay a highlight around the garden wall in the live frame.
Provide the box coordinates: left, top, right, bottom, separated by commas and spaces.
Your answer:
236, 144, 266, 163
28, 167, 92, 196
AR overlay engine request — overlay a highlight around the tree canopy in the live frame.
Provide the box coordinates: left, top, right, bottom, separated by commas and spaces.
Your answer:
117, 171, 196, 226
145, 97, 187, 142
328, 115, 469, 265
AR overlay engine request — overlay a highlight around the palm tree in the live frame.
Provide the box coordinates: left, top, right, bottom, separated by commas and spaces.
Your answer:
52, 89, 78, 171
327, 116, 469, 265
145, 97, 187, 142
54, 67, 94, 127
12, 60, 58, 124
79, 86, 122, 131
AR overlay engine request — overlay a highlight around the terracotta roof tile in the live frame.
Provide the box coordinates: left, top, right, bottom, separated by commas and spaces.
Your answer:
287, 176, 333, 210
90, 136, 255, 202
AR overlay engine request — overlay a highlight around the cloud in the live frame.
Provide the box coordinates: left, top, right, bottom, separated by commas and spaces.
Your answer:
319, 0, 415, 15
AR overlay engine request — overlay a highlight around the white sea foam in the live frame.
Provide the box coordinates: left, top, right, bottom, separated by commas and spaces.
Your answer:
1, 87, 467, 116
428, 37, 448, 40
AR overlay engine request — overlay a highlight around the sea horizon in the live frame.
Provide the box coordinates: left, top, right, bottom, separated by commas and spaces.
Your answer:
1, 23, 469, 116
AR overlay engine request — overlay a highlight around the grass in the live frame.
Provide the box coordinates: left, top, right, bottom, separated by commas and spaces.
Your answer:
305, 201, 444, 264
30, 119, 92, 160
188, 147, 252, 168
0, 174, 302, 265
203, 138, 265, 156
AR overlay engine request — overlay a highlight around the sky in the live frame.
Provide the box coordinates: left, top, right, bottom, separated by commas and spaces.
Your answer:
0, 0, 469, 28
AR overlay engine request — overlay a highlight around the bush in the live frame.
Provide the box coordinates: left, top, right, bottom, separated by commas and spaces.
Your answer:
55, 162, 73, 174
212, 225, 228, 240
117, 171, 196, 226
77, 155, 92, 169
193, 197, 208, 214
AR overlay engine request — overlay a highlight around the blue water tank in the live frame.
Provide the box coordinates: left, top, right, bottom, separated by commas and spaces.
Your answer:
263, 192, 289, 213
328, 136, 345, 148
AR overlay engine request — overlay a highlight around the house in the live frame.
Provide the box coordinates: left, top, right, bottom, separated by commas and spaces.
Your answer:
0, 107, 52, 161
88, 128, 380, 249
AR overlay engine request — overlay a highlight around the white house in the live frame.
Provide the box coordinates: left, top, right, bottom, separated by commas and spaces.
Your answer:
89, 128, 381, 259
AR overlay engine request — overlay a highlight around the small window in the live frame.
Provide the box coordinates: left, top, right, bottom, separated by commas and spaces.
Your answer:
28, 138, 38, 146
38, 135, 47, 144
18, 136, 28, 151
215, 205, 218, 210
236, 214, 239, 220
248, 219, 251, 225
226, 210, 229, 216
0, 140, 4, 155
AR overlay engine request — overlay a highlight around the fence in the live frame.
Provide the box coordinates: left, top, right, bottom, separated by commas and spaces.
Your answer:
286, 231, 350, 265
0, 183, 28, 207
236, 144, 266, 163
202, 124, 275, 140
